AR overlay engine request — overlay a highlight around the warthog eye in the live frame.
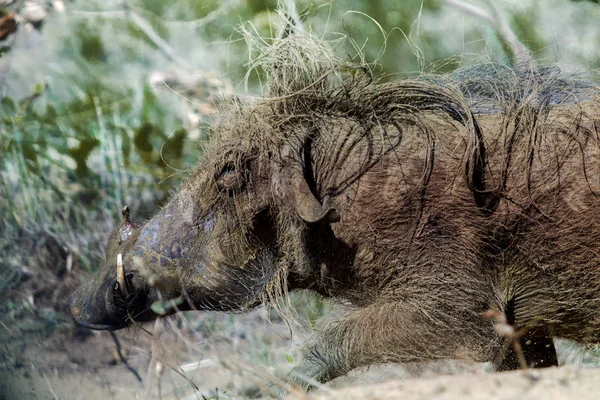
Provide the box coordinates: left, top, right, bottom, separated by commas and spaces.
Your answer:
216, 162, 246, 194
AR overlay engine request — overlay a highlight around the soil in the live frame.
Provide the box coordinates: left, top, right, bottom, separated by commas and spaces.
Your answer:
313, 366, 600, 400
0, 311, 296, 400
2, 318, 600, 400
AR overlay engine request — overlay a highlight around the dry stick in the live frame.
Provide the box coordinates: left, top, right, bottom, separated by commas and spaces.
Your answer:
109, 331, 143, 382
219, 358, 313, 400
131, 347, 201, 393
43, 373, 59, 400
483, 309, 529, 370
144, 318, 164, 398
0, 320, 12, 334
442, 0, 535, 71
511, 332, 529, 370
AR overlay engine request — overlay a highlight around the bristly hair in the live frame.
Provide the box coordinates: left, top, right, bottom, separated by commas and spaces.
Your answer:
235, 23, 599, 206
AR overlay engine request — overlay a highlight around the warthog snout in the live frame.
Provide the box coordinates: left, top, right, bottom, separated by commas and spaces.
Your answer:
70, 275, 148, 330
70, 207, 165, 330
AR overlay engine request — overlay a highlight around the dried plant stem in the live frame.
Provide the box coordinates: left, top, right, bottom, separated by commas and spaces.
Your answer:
43, 373, 59, 400
144, 319, 163, 398
484, 309, 529, 370
511, 335, 529, 370
109, 331, 143, 382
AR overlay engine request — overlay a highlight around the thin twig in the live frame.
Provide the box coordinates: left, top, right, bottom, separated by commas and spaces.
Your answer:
144, 319, 163, 398
511, 333, 529, 370
43, 373, 59, 400
483, 309, 529, 370
109, 331, 143, 382
132, 347, 200, 392
0, 320, 12, 334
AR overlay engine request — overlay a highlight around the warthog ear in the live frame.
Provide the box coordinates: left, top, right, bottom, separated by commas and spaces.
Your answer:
289, 167, 340, 224
282, 138, 340, 224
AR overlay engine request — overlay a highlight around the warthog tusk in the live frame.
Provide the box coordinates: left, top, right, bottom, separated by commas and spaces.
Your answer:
117, 253, 129, 296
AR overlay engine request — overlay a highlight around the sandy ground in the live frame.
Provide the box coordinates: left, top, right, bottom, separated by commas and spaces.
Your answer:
313, 366, 600, 400
0, 311, 299, 400
2, 317, 600, 400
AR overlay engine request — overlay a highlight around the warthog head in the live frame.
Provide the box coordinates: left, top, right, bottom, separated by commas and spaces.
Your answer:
70, 100, 343, 330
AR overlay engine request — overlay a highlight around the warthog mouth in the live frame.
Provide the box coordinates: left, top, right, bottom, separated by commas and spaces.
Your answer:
70, 270, 156, 331
71, 317, 127, 331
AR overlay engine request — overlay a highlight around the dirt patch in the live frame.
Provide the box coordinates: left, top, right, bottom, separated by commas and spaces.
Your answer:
3, 326, 600, 400
0, 309, 299, 400
313, 367, 600, 400
0, 327, 146, 400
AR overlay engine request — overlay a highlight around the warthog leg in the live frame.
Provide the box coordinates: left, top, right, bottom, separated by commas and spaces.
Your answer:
275, 300, 499, 393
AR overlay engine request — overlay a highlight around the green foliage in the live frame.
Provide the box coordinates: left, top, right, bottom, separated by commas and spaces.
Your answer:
151, 295, 185, 315
1, 31, 195, 274
74, 21, 108, 62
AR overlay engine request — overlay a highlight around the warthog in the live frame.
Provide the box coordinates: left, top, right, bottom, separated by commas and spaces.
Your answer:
71, 32, 600, 390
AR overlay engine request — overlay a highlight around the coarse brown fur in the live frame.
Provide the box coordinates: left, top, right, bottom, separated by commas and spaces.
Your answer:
71, 31, 600, 391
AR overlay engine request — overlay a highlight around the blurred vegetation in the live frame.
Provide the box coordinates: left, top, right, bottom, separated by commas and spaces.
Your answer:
1, 0, 600, 273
